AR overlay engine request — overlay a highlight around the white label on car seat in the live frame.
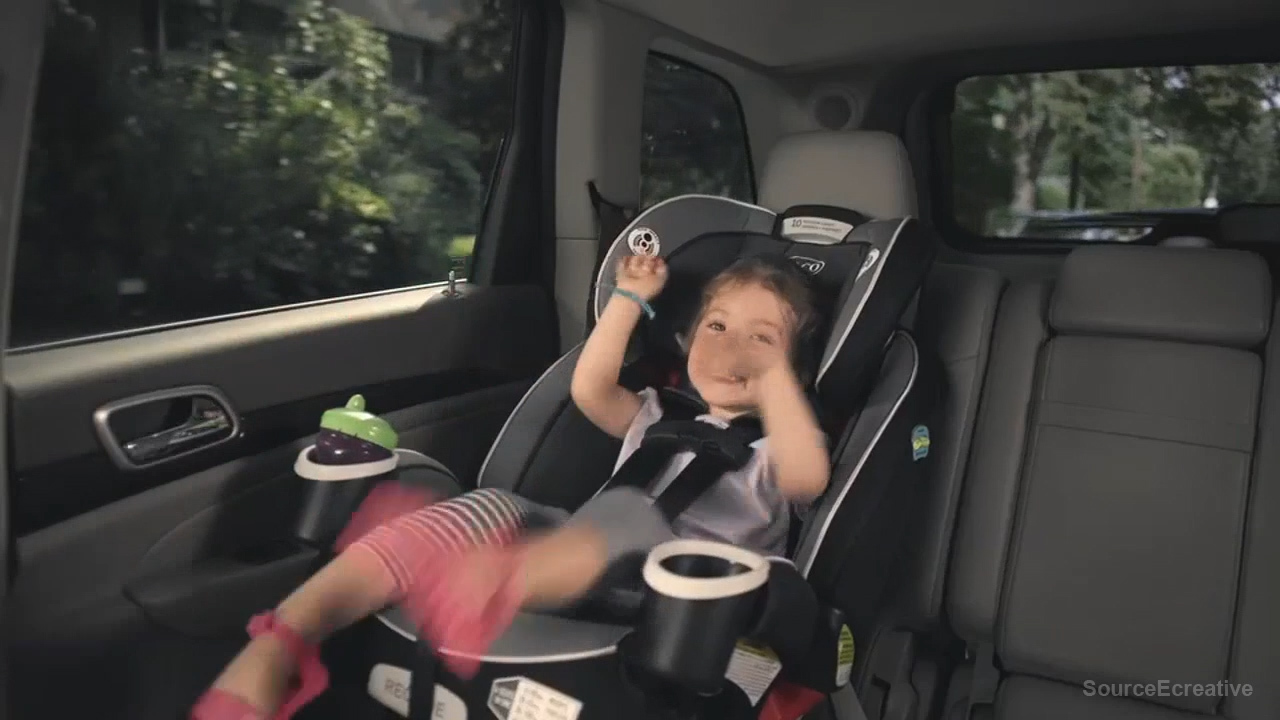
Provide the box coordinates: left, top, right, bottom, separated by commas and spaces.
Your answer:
368, 664, 412, 717
835, 624, 856, 688
725, 639, 783, 706
366, 664, 467, 719
780, 216, 853, 244
436, 685, 468, 720
488, 676, 582, 720
627, 226, 661, 256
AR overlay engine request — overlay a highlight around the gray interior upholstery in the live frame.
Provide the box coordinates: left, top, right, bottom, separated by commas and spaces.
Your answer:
1157, 235, 1214, 248
757, 130, 917, 219
900, 262, 1003, 628
939, 245, 1279, 718
1050, 245, 1271, 349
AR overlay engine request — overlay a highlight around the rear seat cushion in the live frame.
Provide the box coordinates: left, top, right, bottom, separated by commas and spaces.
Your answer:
1051, 245, 1271, 348
946, 281, 1052, 644
1226, 297, 1280, 720
1001, 334, 1258, 702
948, 246, 1276, 718
999, 677, 1202, 720
903, 262, 1002, 628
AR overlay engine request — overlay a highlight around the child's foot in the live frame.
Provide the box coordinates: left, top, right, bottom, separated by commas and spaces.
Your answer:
191, 614, 328, 720
403, 544, 529, 679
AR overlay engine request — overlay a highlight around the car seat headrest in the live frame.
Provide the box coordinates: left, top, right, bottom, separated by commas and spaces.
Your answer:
759, 130, 917, 220
593, 195, 934, 420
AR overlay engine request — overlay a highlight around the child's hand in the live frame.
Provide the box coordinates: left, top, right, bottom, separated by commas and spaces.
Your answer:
738, 343, 790, 382
742, 349, 796, 404
615, 255, 668, 302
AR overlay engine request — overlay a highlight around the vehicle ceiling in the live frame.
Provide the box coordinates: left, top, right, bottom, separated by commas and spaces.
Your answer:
606, 0, 1280, 69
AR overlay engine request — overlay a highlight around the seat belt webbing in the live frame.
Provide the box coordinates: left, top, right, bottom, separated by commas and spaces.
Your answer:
965, 642, 999, 720
652, 419, 763, 520
595, 391, 762, 522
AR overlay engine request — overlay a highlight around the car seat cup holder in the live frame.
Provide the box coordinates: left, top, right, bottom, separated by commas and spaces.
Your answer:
292, 394, 400, 548
625, 539, 771, 696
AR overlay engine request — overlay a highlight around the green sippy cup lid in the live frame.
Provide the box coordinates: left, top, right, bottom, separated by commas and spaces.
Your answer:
318, 394, 398, 450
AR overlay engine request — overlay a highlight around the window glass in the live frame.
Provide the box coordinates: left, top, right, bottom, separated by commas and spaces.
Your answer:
951, 64, 1280, 241
16, 0, 516, 347
639, 54, 755, 209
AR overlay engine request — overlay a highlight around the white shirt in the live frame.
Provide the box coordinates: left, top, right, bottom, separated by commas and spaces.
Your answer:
612, 388, 791, 557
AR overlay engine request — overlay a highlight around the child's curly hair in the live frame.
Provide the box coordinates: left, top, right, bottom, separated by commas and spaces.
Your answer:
695, 254, 820, 384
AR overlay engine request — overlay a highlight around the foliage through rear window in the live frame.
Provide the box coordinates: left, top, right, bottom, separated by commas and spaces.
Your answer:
951, 64, 1280, 241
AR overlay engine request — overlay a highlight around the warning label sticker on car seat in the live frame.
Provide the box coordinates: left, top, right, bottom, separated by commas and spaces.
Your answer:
779, 216, 854, 244
835, 624, 856, 687
725, 639, 783, 705
488, 676, 582, 720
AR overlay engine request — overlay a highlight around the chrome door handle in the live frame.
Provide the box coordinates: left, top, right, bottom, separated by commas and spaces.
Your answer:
94, 385, 241, 470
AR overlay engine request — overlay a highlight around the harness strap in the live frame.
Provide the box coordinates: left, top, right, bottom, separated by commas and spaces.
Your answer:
598, 388, 765, 523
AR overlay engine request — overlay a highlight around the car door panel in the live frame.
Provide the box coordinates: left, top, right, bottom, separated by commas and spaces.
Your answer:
7, 282, 555, 720
9, 283, 553, 534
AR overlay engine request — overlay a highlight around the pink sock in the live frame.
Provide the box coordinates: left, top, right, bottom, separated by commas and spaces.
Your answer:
190, 689, 266, 720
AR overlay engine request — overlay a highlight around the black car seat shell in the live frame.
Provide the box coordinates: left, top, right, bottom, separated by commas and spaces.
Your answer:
348, 130, 941, 719
933, 244, 1278, 720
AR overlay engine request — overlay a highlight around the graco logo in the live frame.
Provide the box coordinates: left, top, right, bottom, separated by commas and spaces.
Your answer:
857, 248, 881, 278
627, 227, 661, 256
790, 256, 825, 275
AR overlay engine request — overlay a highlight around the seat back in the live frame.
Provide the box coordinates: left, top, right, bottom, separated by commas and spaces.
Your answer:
478, 131, 934, 508
945, 245, 1279, 718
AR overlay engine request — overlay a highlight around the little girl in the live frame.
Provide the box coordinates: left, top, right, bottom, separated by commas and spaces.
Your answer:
192, 253, 832, 720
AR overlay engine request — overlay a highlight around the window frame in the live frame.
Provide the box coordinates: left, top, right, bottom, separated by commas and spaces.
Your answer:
638, 50, 758, 208
915, 35, 1280, 253
8, 0, 558, 352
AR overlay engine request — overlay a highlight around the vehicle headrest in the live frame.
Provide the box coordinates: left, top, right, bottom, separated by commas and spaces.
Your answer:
594, 195, 933, 420
1158, 235, 1214, 248
759, 130, 917, 220
1050, 245, 1271, 349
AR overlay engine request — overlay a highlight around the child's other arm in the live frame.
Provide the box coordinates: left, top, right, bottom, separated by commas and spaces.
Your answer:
755, 366, 831, 502
573, 255, 667, 438
570, 293, 647, 438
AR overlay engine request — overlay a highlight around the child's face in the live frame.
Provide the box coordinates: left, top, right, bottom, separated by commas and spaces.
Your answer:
687, 280, 793, 414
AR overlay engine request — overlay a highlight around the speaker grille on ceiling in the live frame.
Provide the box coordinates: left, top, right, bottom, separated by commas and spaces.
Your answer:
810, 85, 859, 131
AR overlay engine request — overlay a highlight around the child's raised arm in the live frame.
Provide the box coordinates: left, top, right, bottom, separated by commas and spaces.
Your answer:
570, 255, 667, 438
752, 363, 831, 503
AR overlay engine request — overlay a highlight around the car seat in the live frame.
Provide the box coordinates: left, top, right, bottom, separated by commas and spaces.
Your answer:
310, 131, 942, 720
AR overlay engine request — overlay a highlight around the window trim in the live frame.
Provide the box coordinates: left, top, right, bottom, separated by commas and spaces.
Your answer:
639, 50, 759, 206
470, 0, 562, 289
